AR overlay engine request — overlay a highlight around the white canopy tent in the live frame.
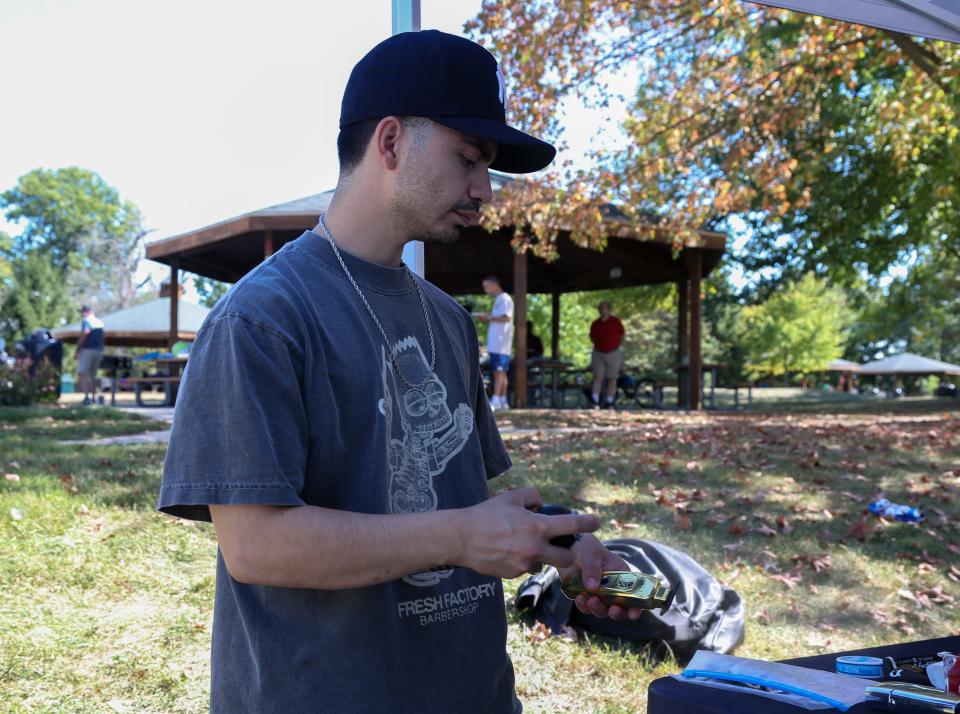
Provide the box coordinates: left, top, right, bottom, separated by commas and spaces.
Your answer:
859, 352, 960, 375
748, 1, 960, 43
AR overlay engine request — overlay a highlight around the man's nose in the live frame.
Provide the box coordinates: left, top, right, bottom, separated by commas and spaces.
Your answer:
469, 169, 493, 204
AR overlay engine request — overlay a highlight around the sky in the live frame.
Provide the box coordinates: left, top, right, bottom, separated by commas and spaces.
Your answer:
0, 0, 619, 297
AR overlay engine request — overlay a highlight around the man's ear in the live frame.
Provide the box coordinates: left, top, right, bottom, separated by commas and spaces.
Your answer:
373, 116, 403, 171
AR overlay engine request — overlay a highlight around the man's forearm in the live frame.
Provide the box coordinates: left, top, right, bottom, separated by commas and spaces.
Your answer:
210, 504, 464, 589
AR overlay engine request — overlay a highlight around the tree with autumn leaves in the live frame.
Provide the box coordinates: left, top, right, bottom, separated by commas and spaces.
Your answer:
469, 1, 959, 366
469, 0, 957, 262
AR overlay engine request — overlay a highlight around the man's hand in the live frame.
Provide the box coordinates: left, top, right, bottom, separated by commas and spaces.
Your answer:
559, 534, 646, 622
457, 488, 599, 579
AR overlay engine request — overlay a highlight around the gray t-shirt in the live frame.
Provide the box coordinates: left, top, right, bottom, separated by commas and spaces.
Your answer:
158, 230, 518, 713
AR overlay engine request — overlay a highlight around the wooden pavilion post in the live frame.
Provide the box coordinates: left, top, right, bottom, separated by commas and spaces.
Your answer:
550, 290, 561, 359
169, 259, 179, 349
263, 230, 275, 258
513, 250, 528, 408
677, 275, 689, 408
689, 249, 703, 410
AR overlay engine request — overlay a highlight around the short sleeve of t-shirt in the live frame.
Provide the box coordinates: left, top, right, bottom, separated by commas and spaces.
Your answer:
157, 312, 309, 522
474, 366, 512, 479
491, 293, 513, 320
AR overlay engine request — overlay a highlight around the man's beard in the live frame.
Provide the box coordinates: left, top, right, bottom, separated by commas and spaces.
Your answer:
389, 165, 477, 244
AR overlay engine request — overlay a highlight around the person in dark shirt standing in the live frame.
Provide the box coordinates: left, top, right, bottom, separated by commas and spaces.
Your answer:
75, 305, 105, 405
588, 301, 625, 409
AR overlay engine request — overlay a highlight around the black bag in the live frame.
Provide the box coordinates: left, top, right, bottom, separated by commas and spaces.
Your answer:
515, 538, 745, 662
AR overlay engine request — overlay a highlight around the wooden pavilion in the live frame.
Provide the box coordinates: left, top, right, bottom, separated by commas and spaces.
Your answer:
146, 175, 726, 408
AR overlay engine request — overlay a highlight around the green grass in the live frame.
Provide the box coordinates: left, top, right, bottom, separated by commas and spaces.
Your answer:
0, 405, 213, 714
2, 399, 959, 712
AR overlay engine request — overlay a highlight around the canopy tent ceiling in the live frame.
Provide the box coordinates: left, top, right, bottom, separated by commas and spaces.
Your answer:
145, 175, 726, 293
52, 298, 209, 348
748, 0, 960, 43
858, 352, 960, 375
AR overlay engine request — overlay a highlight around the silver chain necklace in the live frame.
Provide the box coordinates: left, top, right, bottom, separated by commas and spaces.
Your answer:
317, 214, 437, 387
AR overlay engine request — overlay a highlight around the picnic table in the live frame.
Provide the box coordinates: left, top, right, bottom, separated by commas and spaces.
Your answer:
677, 362, 723, 409
131, 355, 187, 407
527, 357, 574, 408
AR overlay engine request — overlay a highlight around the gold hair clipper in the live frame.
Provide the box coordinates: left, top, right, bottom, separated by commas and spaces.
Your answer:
560, 571, 675, 614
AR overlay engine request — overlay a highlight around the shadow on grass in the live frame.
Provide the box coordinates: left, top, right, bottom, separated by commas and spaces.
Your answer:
0, 404, 167, 441
507, 601, 683, 667
500, 405, 959, 579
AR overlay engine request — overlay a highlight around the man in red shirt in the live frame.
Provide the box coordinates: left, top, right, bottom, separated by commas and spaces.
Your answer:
588, 301, 625, 408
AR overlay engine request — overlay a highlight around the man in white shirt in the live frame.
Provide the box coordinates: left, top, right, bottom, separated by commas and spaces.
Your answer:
477, 275, 514, 410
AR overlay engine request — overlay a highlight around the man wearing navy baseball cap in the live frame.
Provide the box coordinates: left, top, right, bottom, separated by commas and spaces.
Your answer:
159, 30, 643, 713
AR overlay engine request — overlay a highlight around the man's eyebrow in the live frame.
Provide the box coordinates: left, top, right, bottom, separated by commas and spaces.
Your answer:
461, 138, 497, 164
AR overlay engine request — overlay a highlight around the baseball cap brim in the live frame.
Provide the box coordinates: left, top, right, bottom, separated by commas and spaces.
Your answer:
430, 116, 556, 174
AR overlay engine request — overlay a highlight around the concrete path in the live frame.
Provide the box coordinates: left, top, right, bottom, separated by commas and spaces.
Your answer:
61, 405, 174, 446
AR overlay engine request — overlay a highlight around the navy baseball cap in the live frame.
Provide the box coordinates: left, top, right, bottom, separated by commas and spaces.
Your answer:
340, 30, 556, 174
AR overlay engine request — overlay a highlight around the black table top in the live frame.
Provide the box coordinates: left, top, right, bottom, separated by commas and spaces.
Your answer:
647, 636, 960, 714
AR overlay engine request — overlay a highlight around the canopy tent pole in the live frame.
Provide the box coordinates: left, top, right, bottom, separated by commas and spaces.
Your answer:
169, 259, 179, 349
394, 0, 425, 278
513, 250, 528, 408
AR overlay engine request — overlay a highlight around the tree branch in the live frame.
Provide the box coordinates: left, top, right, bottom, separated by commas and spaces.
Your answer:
884, 31, 943, 83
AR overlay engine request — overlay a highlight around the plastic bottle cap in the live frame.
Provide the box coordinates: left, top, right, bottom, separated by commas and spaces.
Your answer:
836, 655, 885, 678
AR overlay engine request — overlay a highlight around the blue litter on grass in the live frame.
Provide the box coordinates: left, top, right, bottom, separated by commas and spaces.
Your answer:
867, 498, 924, 523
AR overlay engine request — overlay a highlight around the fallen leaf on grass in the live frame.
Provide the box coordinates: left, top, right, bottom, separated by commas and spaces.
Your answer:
898, 589, 918, 604
558, 625, 578, 643
793, 554, 831, 574
805, 634, 831, 649
527, 621, 550, 645
673, 511, 693, 531
755, 523, 778, 537
895, 619, 917, 637
919, 585, 955, 605
772, 572, 803, 590
848, 516, 873, 542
